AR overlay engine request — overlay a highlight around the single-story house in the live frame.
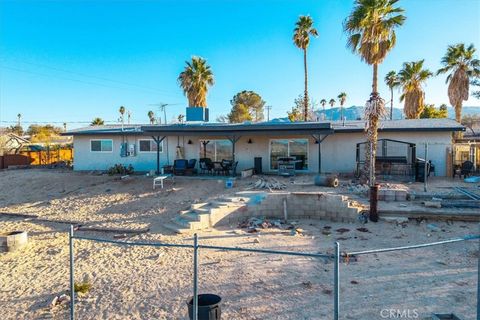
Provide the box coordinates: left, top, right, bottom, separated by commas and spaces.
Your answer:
64, 118, 464, 177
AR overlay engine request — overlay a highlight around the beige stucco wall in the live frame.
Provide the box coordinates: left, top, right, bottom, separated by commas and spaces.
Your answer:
72, 131, 453, 176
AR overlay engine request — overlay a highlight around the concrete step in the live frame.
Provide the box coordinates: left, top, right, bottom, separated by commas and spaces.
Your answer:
192, 207, 211, 215
182, 212, 210, 223
172, 216, 208, 230
163, 223, 191, 234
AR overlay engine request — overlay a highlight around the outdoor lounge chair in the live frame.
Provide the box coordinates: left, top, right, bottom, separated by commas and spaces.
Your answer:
460, 161, 474, 178
173, 159, 188, 175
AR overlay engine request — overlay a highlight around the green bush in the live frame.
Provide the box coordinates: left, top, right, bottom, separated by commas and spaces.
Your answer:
107, 164, 134, 175
74, 282, 92, 294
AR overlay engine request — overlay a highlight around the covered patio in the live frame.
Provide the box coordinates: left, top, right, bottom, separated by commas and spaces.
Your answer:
141, 122, 333, 176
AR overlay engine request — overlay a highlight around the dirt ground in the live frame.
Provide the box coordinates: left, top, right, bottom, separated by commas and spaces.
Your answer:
0, 169, 478, 320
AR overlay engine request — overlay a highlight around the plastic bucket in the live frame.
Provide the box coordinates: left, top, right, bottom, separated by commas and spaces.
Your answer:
187, 294, 222, 320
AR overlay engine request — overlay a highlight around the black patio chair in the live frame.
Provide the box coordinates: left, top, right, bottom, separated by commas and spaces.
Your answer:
173, 159, 188, 175
461, 160, 474, 178
199, 158, 214, 175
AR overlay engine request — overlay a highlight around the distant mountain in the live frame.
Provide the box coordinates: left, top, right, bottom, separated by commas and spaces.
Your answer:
271, 105, 480, 122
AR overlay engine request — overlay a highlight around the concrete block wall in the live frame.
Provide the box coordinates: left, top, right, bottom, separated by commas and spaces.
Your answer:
217, 191, 362, 226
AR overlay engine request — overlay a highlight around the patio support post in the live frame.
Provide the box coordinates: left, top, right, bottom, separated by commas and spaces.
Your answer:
152, 136, 166, 175
227, 136, 240, 176
201, 141, 210, 159
312, 134, 328, 174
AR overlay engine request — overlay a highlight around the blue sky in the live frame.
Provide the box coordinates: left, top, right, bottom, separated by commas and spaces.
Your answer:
0, 0, 479, 128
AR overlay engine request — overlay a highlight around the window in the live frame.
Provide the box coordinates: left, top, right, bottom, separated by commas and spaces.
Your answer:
199, 140, 232, 161
270, 139, 308, 170
138, 139, 162, 153
90, 139, 112, 152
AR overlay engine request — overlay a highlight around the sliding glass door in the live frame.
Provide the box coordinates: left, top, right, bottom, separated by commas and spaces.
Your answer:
270, 139, 308, 170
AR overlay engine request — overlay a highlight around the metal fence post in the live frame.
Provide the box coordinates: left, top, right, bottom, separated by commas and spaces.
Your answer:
334, 242, 339, 320
193, 233, 199, 320
69, 225, 75, 320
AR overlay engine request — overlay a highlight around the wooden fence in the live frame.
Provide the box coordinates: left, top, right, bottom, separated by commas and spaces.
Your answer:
19, 147, 73, 166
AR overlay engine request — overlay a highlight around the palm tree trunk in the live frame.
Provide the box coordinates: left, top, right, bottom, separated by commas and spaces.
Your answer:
390, 88, 393, 120
455, 102, 463, 139
372, 64, 378, 94
304, 48, 308, 121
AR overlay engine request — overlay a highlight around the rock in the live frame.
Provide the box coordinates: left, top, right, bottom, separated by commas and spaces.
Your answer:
50, 296, 59, 308
253, 238, 260, 244
58, 294, 69, 303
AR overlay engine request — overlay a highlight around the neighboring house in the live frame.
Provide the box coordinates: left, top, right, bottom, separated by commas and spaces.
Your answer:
65, 118, 463, 177
0, 128, 30, 155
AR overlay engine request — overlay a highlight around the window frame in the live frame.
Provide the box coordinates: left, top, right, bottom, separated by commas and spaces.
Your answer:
137, 139, 163, 153
90, 139, 113, 153
269, 138, 309, 171
199, 139, 233, 161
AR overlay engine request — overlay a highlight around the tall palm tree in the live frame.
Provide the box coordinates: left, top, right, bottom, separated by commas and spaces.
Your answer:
397, 60, 433, 119
344, 0, 405, 193
338, 92, 347, 120
384, 71, 399, 120
320, 99, 327, 120
328, 98, 336, 120
437, 43, 480, 128
147, 110, 155, 124
178, 57, 214, 107
293, 16, 318, 121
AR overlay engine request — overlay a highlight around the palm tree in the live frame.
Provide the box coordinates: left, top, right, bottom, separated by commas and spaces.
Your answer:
344, 0, 405, 194
293, 15, 318, 121
338, 92, 347, 120
437, 43, 480, 129
397, 60, 433, 119
147, 111, 155, 124
328, 98, 336, 120
320, 99, 327, 120
384, 71, 399, 120
178, 56, 214, 107
90, 117, 105, 126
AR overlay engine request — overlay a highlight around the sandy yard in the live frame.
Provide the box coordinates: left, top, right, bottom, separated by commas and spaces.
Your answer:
0, 169, 478, 320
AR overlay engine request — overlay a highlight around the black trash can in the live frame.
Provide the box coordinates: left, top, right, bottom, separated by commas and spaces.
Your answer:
187, 294, 222, 320
415, 158, 431, 182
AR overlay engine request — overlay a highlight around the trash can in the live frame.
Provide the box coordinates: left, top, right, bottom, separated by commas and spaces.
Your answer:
415, 158, 431, 182
187, 294, 222, 320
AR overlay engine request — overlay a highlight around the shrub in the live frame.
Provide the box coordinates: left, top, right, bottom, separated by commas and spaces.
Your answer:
107, 164, 134, 175
74, 281, 92, 295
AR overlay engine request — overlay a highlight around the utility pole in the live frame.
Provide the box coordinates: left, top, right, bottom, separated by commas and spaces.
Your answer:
127, 111, 131, 124
265, 105, 272, 122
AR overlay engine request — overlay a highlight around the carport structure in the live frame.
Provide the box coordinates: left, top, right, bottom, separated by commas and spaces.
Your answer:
141, 122, 333, 175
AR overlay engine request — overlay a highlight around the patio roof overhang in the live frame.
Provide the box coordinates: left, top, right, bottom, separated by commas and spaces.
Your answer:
141, 122, 333, 136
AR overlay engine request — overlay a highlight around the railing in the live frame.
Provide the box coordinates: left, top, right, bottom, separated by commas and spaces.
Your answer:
68, 226, 480, 320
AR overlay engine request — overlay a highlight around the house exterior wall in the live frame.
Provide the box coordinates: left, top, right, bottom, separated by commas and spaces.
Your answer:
72, 131, 453, 176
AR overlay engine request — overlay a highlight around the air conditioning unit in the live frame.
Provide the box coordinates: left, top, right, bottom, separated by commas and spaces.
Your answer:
127, 144, 136, 157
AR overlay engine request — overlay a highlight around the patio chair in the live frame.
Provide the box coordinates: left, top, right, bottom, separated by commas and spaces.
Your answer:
213, 162, 225, 175
173, 159, 188, 175
460, 160, 474, 178
228, 161, 238, 176
186, 159, 197, 175
199, 158, 214, 175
